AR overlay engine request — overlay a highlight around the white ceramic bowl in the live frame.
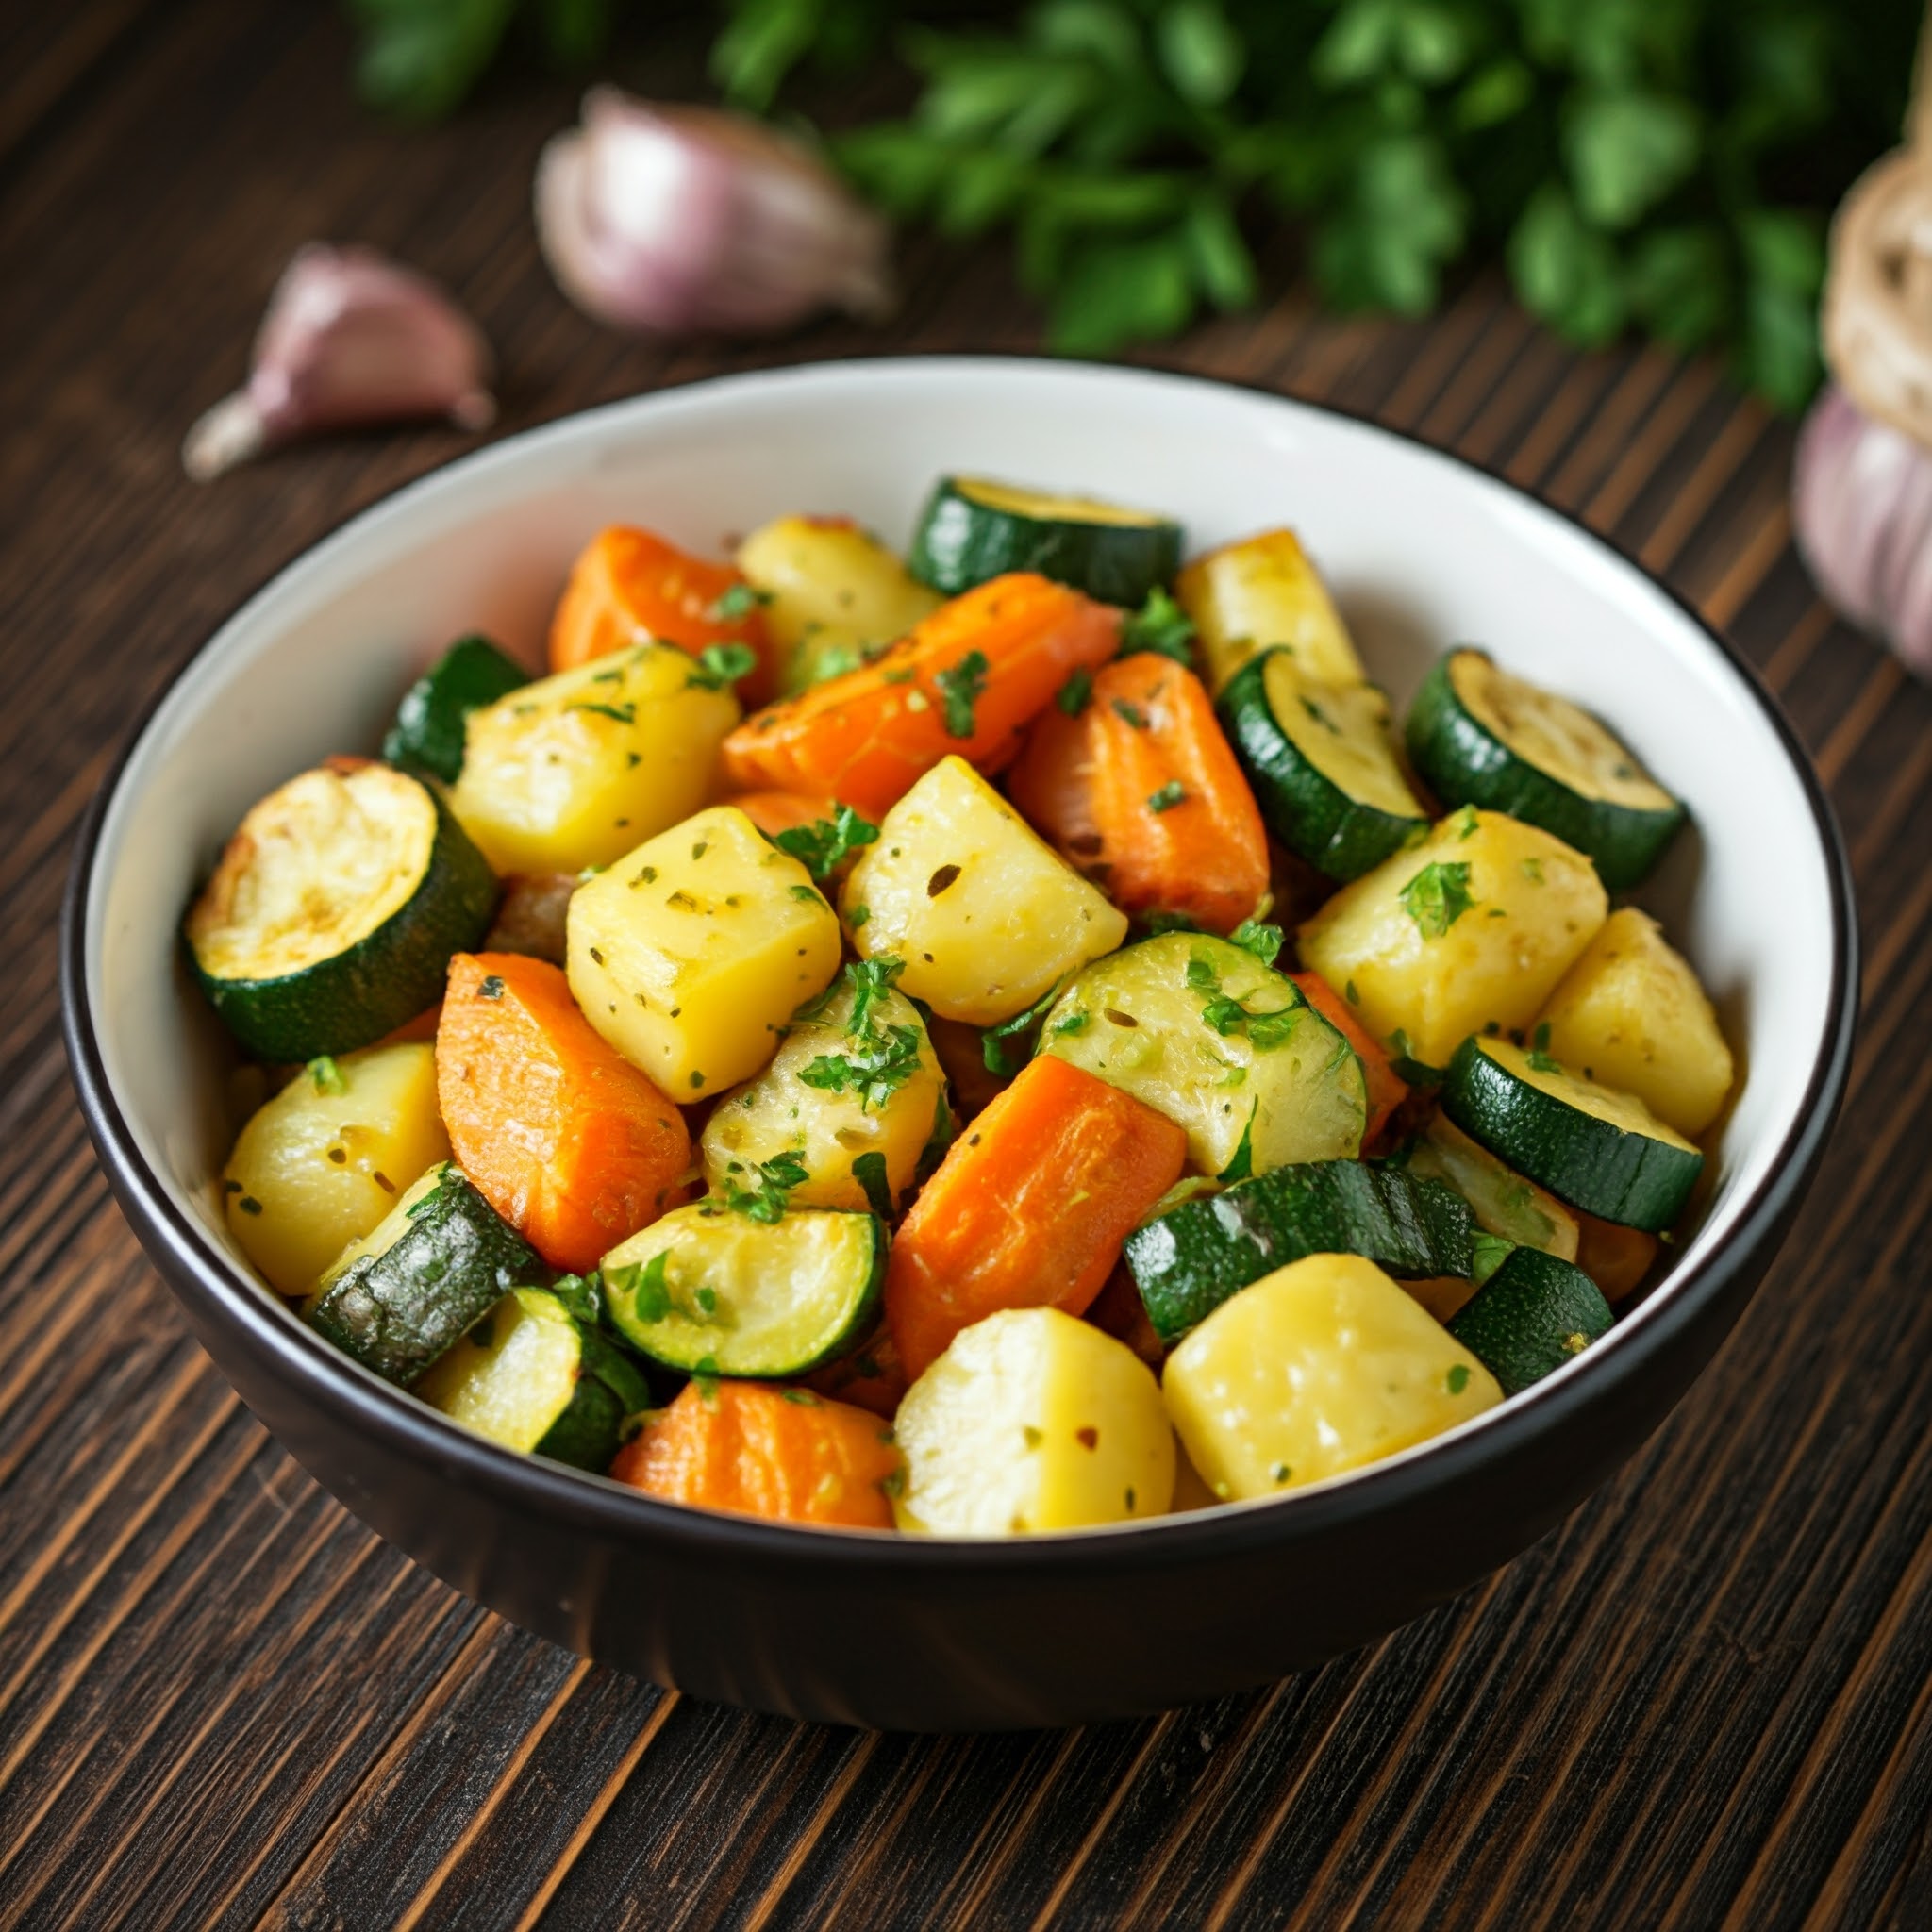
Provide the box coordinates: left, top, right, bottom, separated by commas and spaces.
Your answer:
64, 358, 1857, 1728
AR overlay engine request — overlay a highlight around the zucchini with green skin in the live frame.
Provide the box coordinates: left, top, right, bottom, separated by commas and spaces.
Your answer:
1406, 650, 1687, 889
1440, 1036, 1704, 1232
415, 1286, 655, 1470
1123, 1159, 1474, 1342
602, 1202, 887, 1377
1447, 1244, 1614, 1394
381, 635, 528, 785
908, 475, 1183, 607
186, 760, 498, 1062
1402, 1115, 1581, 1259
1218, 648, 1428, 880
309, 1161, 539, 1384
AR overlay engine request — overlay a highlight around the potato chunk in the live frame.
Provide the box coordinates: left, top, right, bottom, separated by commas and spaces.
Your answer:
1537, 908, 1734, 1136
1174, 527, 1366, 693
223, 1043, 450, 1296
1297, 808, 1607, 1068
737, 514, 942, 691
1163, 1253, 1501, 1500
700, 971, 946, 1212
841, 754, 1127, 1024
893, 1307, 1175, 1534
449, 641, 738, 874
567, 806, 842, 1098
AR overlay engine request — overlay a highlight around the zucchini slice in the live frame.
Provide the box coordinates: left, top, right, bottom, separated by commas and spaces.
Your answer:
1124, 1159, 1475, 1342
1447, 1245, 1614, 1394
908, 475, 1182, 607
1041, 933, 1368, 1177
187, 761, 498, 1063
1440, 1037, 1704, 1232
309, 1161, 539, 1384
1406, 650, 1687, 889
415, 1286, 655, 1470
381, 635, 528, 786
1218, 648, 1428, 880
1402, 1116, 1580, 1260
602, 1203, 886, 1377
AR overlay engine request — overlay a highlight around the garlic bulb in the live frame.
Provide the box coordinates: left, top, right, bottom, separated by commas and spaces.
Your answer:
183, 244, 495, 481
534, 90, 892, 337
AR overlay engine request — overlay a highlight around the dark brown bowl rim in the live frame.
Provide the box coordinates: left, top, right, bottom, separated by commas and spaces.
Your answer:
59, 354, 1859, 1580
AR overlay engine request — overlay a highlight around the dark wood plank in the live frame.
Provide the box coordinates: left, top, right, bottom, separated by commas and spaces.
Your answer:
2, 1, 1930, 1926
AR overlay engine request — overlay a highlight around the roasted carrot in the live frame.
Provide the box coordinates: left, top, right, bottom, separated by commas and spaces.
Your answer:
549, 525, 777, 703
803, 1325, 908, 1419
886, 1054, 1188, 1381
1008, 652, 1269, 935
1292, 970, 1409, 1150
719, 573, 1120, 819
721, 790, 841, 843
609, 1380, 901, 1527
1574, 1212, 1659, 1304
437, 952, 691, 1274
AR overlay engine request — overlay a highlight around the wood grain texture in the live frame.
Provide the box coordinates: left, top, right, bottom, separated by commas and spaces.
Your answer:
2, 1, 1927, 1924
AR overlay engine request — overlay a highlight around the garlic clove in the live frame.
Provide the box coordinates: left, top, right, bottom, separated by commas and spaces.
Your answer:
183, 243, 496, 481
534, 89, 893, 340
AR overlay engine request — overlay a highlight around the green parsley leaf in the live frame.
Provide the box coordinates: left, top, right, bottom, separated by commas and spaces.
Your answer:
798, 1023, 926, 1113
1111, 698, 1148, 729
707, 583, 771, 624
609, 1251, 673, 1324
933, 649, 990, 738
1526, 1020, 1562, 1074
689, 642, 760, 690
476, 974, 506, 1000
1399, 861, 1476, 938
981, 979, 1068, 1076
549, 1272, 606, 1326
1216, 1105, 1257, 1182
1119, 587, 1196, 664
1446, 1363, 1473, 1396
848, 904, 871, 929
773, 804, 880, 879
851, 1149, 894, 1220
569, 700, 637, 724
307, 1056, 346, 1096
1056, 667, 1094, 716
722, 1150, 810, 1223
1227, 917, 1284, 966
1146, 779, 1188, 813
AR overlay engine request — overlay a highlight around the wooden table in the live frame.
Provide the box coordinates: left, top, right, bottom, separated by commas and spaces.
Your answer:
6, 4, 1930, 1925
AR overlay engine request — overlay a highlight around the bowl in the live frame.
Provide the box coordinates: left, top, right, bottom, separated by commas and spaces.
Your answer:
61, 358, 1857, 1730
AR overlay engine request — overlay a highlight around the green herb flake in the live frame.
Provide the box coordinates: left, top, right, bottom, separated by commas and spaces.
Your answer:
306, 1055, 346, 1095
688, 641, 760, 690
781, 1386, 822, 1406
773, 803, 880, 880
1521, 858, 1545, 885
1118, 586, 1196, 664
1217, 1105, 1257, 1182
569, 700, 637, 724
981, 979, 1068, 1075
1345, 979, 1360, 1006
690, 1071, 706, 1088
1272, 1463, 1292, 1484
848, 904, 871, 929
1227, 916, 1284, 966
706, 583, 770, 624
1399, 861, 1476, 939
1111, 698, 1148, 730
880, 1467, 906, 1500
789, 883, 824, 904
1056, 667, 1094, 716
1527, 1021, 1562, 1074
477, 974, 506, 1000
1446, 1363, 1473, 1396
1050, 1011, 1091, 1037
1146, 779, 1188, 813
851, 1150, 894, 1220
1023, 1424, 1044, 1448
694, 1285, 719, 1315
1449, 805, 1480, 841
236, 1195, 263, 1216
932, 648, 991, 738
611, 1251, 673, 1324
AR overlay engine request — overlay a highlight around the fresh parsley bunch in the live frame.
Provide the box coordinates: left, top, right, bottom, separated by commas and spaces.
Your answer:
346, 0, 1921, 410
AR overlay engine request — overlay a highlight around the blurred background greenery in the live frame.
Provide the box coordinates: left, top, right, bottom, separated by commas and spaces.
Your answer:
345, 0, 1924, 408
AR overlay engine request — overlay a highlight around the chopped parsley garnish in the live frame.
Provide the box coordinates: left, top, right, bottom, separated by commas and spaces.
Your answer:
477, 974, 506, 1000
847, 904, 870, 929
773, 803, 880, 879
687, 641, 760, 690
549, 1272, 606, 1325
236, 1195, 263, 1216
1227, 916, 1283, 967
1056, 667, 1094, 716
933, 649, 990, 738
689, 1071, 706, 1088
570, 700, 637, 724
799, 1024, 926, 1112
780, 1387, 821, 1406
981, 979, 1070, 1075
1111, 698, 1148, 730
789, 883, 824, 904
1448, 805, 1480, 841
1470, 1233, 1516, 1286
706, 582, 770, 623
1118, 586, 1196, 665
306, 1056, 345, 1095
1446, 1363, 1473, 1396
1050, 1011, 1091, 1037
1521, 857, 1545, 885
1146, 780, 1187, 813
1185, 949, 1221, 994
1399, 860, 1476, 939
1526, 1022, 1562, 1074
610, 1250, 673, 1324
1217, 1104, 1257, 1181
1345, 979, 1360, 1006
851, 1150, 894, 1220
722, 1150, 809, 1223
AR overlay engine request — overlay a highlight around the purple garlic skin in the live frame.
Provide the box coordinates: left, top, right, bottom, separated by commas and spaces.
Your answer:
535, 90, 893, 337
183, 244, 495, 480
1792, 382, 1932, 680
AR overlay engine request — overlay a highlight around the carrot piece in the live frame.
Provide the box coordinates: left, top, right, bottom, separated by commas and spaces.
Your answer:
549, 525, 776, 704
1007, 651, 1268, 935
802, 1325, 908, 1419
437, 952, 691, 1274
886, 1054, 1188, 1381
722, 790, 841, 843
609, 1380, 901, 1527
719, 573, 1120, 820
1292, 970, 1408, 1149
1574, 1212, 1659, 1304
